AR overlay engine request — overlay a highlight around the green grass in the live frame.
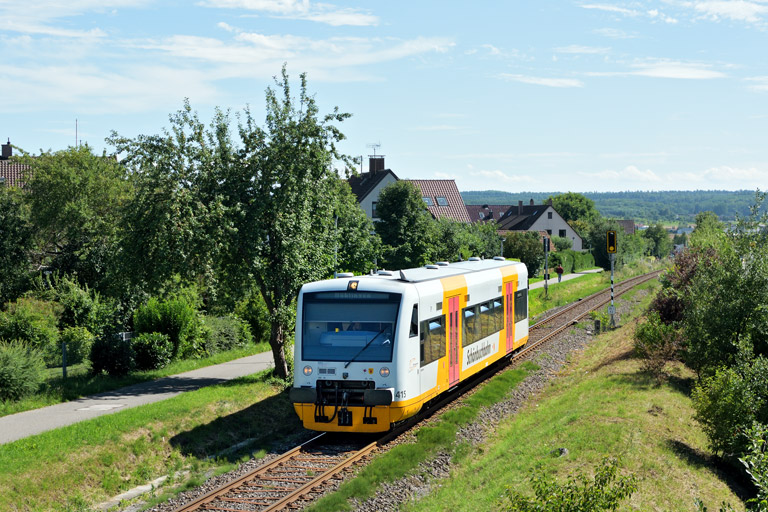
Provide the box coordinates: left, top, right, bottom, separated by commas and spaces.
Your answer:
0, 367, 300, 511
529, 259, 665, 320
403, 280, 744, 512
307, 363, 537, 512
0, 342, 270, 418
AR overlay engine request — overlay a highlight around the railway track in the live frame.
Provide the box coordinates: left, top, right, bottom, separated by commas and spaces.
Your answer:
170, 270, 661, 512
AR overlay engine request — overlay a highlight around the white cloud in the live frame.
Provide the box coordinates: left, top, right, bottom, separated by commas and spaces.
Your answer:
499, 73, 584, 88
198, 0, 378, 26
696, 165, 768, 182
594, 27, 637, 38
690, 1, 768, 23
409, 125, 461, 132
466, 168, 536, 186
580, 165, 663, 182
586, 59, 727, 79
0, 0, 146, 36
746, 76, 768, 91
580, 3, 640, 16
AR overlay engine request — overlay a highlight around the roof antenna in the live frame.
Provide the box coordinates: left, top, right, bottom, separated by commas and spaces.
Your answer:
366, 142, 381, 157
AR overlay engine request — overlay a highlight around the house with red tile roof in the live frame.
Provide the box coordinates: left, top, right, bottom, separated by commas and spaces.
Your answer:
404, 179, 471, 223
497, 199, 583, 250
0, 140, 29, 188
347, 156, 399, 221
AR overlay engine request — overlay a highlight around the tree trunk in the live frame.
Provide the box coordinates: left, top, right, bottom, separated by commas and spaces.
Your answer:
269, 321, 289, 379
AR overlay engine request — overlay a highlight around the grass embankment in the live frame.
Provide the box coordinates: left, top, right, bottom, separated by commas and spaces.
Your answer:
0, 342, 270, 418
405, 281, 744, 512
0, 367, 299, 511
529, 259, 663, 320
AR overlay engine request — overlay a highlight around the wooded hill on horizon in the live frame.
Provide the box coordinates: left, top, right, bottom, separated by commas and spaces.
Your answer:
461, 189, 758, 223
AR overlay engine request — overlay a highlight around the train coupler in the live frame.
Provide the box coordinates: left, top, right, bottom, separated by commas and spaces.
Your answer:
338, 408, 353, 426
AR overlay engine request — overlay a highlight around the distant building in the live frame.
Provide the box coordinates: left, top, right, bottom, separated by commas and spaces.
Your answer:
347, 155, 399, 221
616, 219, 635, 235
497, 199, 583, 251
405, 179, 471, 223
0, 140, 29, 188
465, 204, 512, 224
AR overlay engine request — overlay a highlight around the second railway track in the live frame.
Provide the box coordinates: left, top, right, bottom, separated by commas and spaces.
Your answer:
169, 270, 661, 512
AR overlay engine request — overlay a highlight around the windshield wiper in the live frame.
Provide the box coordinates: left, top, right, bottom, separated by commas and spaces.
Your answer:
344, 328, 388, 368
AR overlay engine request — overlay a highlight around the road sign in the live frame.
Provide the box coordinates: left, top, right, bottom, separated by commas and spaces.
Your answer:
608, 305, 616, 315
606, 230, 617, 254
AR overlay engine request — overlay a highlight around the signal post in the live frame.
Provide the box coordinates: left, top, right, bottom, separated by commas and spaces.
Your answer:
606, 230, 617, 328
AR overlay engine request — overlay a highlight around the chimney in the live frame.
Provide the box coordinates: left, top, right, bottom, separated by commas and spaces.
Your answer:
518, 200, 523, 215
547, 198, 553, 206
1, 139, 11, 160
369, 155, 385, 174
529, 199, 534, 206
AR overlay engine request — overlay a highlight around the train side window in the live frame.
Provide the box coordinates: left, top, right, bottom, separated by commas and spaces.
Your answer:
514, 289, 528, 323
492, 298, 503, 332
420, 315, 446, 366
463, 306, 479, 346
410, 305, 418, 338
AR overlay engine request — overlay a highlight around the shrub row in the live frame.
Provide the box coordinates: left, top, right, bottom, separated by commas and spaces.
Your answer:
550, 249, 595, 274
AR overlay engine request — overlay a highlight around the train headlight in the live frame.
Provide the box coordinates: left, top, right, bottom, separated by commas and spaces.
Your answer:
303, 365, 313, 376
379, 367, 390, 378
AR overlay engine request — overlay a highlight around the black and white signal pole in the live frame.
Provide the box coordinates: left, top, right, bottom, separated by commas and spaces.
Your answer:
543, 236, 550, 298
607, 230, 617, 328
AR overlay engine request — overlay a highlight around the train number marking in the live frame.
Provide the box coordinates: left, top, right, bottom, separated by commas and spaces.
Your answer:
395, 390, 407, 399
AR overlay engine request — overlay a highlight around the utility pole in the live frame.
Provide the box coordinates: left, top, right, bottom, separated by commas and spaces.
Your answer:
607, 230, 617, 328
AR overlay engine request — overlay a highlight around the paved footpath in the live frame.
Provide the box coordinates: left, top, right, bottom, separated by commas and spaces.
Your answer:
0, 351, 274, 445
529, 268, 603, 290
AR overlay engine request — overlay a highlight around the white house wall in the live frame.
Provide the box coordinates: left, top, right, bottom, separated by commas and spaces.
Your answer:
529, 207, 583, 251
359, 174, 398, 221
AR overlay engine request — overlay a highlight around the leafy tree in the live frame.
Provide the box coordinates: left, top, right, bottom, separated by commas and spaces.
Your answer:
673, 232, 688, 246
108, 102, 235, 304
226, 68, 355, 378
690, 211, 725, 248
375, 181, 436, 269
503, 232, 544, 276
20, 145, 130, 293
550, 192, 600, 225
586, 219, 649, 269
683, 193, 768, 375
642, 223, 673, 259
0, 186, 33, 304
332, 179, 379, 274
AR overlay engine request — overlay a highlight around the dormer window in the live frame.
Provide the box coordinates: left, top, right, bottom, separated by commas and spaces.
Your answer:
423, 197, 434, 206
436, 196, 448, 206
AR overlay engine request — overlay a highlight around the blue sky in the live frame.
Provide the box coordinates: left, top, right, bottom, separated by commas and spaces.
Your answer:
3, 1, 768, 192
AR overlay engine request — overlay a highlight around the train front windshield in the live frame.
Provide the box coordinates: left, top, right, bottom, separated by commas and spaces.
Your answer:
301, 291, 400, 362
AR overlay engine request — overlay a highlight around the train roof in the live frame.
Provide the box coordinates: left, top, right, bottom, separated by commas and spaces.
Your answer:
301, 258, 526, 295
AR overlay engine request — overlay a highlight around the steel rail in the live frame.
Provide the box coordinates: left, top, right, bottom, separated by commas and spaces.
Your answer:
170, 270, 661, 512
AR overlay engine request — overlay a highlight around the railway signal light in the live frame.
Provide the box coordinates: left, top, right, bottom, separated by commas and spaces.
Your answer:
606, 230, 617, 254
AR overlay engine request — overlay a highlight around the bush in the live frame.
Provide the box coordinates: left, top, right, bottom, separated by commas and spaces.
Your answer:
0, 341, 45, 402
497, 457, 637, 511
692, 355, 768, 456
133, 296, 202, 359
634, 312, 683, 377
551, 235, 572, 252
0, 298, 61, 366
132, 332, 173, 371
59, 326, 94, 365
202, 315, 253, 355
234, 290, 270, 345
90, 333, 135, 376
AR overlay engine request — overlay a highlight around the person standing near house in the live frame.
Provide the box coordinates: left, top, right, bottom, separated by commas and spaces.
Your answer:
555, 264, 564, 283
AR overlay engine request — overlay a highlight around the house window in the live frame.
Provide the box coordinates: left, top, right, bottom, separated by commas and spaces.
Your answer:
546, 229, 552, 235
423, 197, 434, 206
372, 201, 378, 219
436, 196, 448, 206
559, 229, 566, 238
547, 211, 553, 219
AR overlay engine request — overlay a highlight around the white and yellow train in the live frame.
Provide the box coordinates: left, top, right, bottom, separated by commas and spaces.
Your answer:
289, 257, 529, 433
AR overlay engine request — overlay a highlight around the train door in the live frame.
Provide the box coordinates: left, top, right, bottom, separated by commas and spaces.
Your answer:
505, 281, 515, 353
448, 295, 460, 386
